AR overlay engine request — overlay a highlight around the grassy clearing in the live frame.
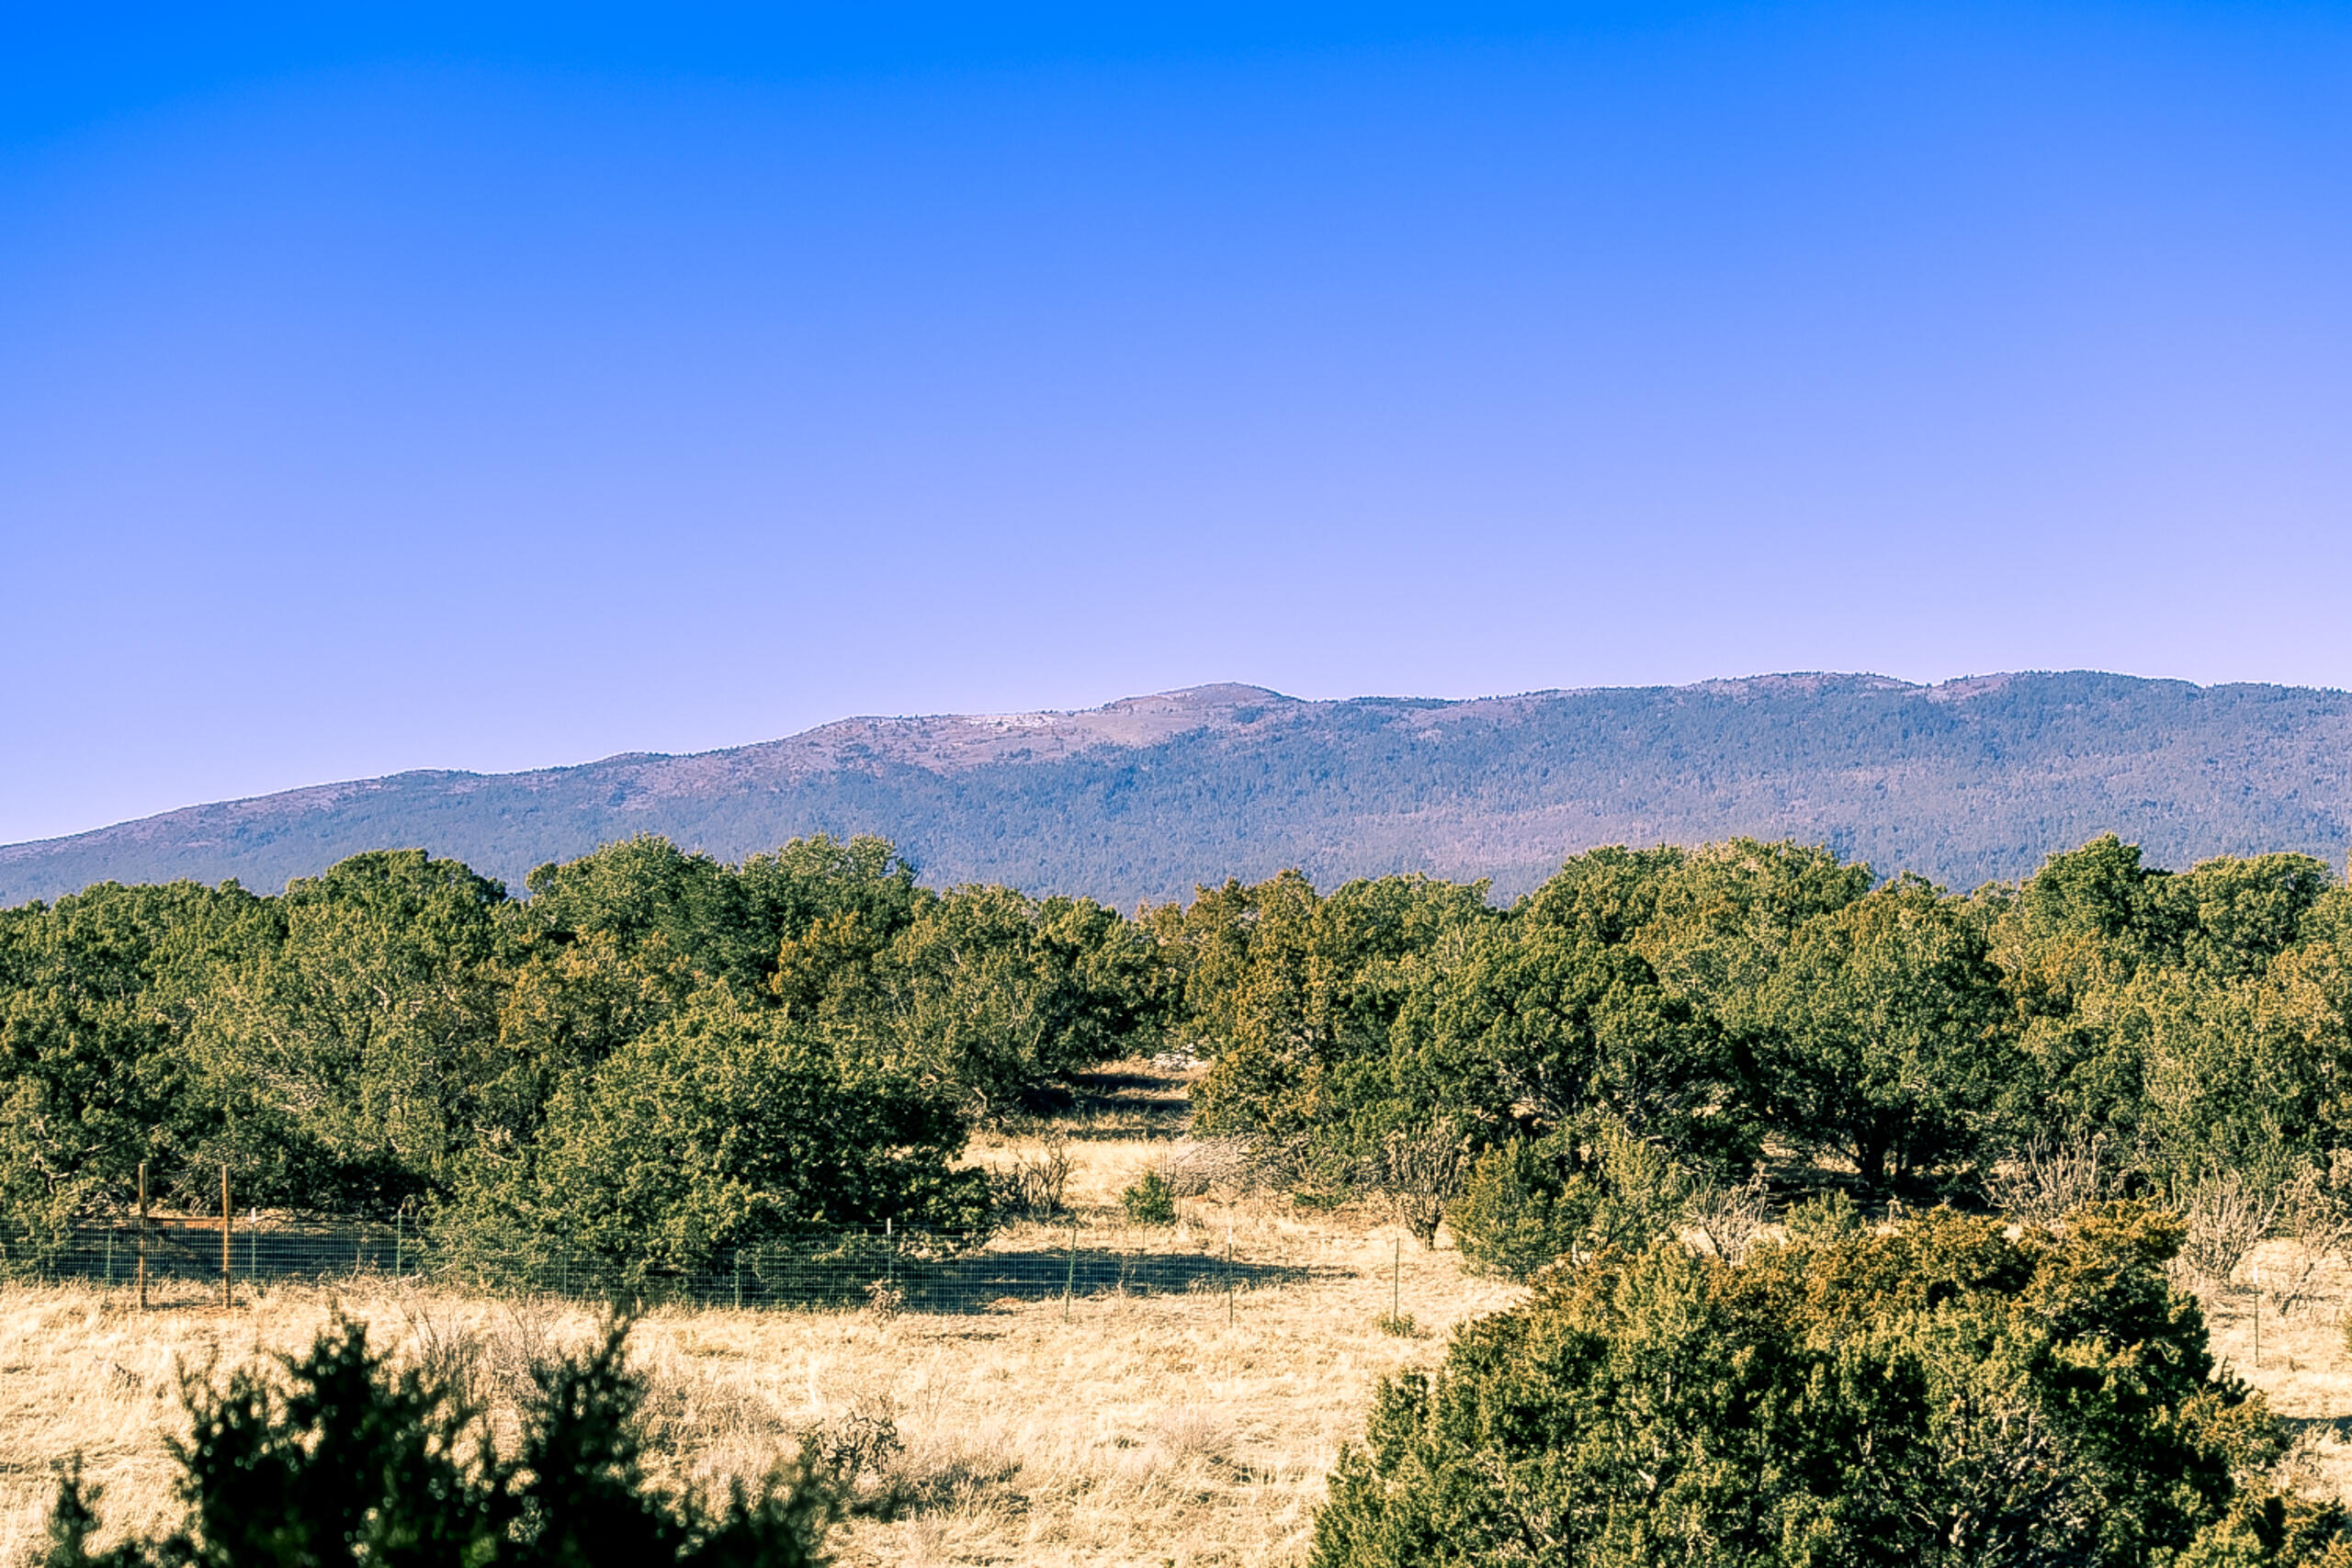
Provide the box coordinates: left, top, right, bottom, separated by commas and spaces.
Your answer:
0, 1132, 1515, 1566
10, 1065, 2352, 1565
2188, 1240, 2352, 1506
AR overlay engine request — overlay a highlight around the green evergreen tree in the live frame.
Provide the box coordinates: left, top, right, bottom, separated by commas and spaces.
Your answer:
1315, 1203, 2314, 1568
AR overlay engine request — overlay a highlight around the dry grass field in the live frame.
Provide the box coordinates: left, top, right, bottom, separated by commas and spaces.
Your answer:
7, 1064, 2352, 1565
2191, 1241, 2352, 1506
0, 1204, 1515, 1566
0, 1066, 1523, 1567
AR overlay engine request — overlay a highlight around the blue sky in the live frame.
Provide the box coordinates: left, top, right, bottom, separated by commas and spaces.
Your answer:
5, 4, 2349, 844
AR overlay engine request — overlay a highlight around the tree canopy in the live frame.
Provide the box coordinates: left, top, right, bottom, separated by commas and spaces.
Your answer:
10, 829, 2352, 1278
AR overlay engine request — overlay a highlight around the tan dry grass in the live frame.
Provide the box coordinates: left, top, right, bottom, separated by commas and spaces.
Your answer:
2181, 1236, 2352, 1506
0, 1193, 1511, 1567
19, 1217, 2352, 1562
965, 1131, 1230, 1216
23, 1062, 2352, 1564
965, 1057, 1212, 1218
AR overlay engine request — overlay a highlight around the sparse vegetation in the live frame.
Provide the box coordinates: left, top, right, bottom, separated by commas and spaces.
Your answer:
1985, 1133, 2111, 1233
12, 1106, 2352, 1566
1682, 1168, 1772, 1265
0, 1159, 1522, 1567
2178, 1168, 2290, 1293
40, 1313, 833, 1567
15, 828, 2352, 1562
991, 1132, 1072, 1219
1118, 1168, 1176, 1225
2272, 1158, 2352, 1317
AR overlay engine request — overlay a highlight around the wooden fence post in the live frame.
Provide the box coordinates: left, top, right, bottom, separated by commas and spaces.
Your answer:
220, 1164, 232, 1310
137, 1162, 149, 1312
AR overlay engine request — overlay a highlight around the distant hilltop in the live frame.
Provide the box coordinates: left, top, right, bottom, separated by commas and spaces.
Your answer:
6, 671, 2350, 906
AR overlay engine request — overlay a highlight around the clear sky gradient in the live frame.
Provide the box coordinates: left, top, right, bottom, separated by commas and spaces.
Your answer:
5, 4, 2349, 845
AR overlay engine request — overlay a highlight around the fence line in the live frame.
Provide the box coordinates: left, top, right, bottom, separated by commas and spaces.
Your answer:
0, 1218, 1325, 1315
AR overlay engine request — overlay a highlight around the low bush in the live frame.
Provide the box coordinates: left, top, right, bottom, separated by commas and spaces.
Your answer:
1121, 1168, 1177, 1225
1316, 1201, 2335, 1568
45, 1313, 833, 1567
1449, 1122, 1689, 1280
1156, 1134, 1295, 1198
1447, 1136, 1585, 1278
992, 1133, 1072, 1218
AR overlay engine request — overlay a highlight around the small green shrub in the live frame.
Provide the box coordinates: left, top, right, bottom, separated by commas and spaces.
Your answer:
44, 1313, 832, 1567
1450, 1137, 1589, 1279
1450, 1122, 1690, 1280
1374, 1312, 1423, 1338
1121, 1168, 1177, 1225
1782, 1188, 1867, 1245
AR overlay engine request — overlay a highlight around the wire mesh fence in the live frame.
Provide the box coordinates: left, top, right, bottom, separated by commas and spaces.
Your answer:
0, 1217, 1325, 1315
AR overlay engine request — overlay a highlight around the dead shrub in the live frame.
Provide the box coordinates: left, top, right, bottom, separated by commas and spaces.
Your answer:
813, 1392, 907, 1500
1154, 1137, 1266, 1198
2267, 1156, 2352, 1316
2174, 1168, 2285, 1292
994, 1134, 1073, 1219
1985, 1135, 2109, 1233
1684, 1170, 1772, 1266
1154, 1404, 1227, 1461
1381, 1122, 1469, 1247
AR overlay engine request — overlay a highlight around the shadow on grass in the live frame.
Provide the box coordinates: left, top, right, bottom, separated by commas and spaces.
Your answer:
899, 1244, 1330, 1314
8, 1224, 1342, 1317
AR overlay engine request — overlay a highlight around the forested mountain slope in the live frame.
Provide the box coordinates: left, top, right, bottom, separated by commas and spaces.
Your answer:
6, 671, 2349, 905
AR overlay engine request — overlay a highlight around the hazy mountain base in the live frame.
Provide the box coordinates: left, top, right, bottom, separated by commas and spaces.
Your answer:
6, 670, 2349, 907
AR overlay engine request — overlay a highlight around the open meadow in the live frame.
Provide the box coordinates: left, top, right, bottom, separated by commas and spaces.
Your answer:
9, 1063, 2352, 1566
0, 1066, 1524, 1567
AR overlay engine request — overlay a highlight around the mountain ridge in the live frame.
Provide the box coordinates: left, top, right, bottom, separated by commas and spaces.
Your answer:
6, 670, 2348, 906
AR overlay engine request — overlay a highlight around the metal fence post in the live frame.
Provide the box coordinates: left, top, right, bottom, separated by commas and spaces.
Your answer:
1064, 1220, 1077, 1322
220, 1164, 232, 1310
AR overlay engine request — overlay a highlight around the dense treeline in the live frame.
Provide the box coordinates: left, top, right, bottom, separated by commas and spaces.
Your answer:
1173, 835, 2352, 1260
0, 834, 1169, 1276
6, 829, 2352, 1283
